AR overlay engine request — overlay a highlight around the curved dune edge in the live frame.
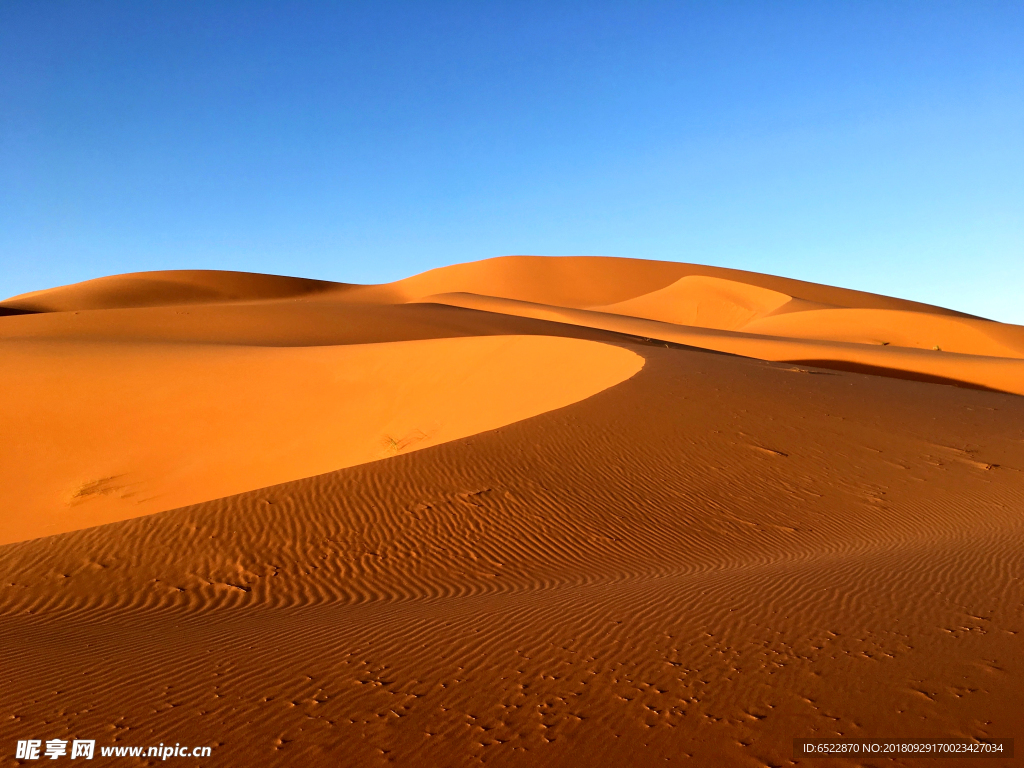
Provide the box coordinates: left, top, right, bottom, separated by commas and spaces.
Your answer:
0, 335, 642, 544
418, 293, 1024, 396
594, 274, 799, 330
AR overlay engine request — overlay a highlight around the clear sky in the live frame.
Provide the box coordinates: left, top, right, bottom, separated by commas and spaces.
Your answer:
2, 1, 1022, 321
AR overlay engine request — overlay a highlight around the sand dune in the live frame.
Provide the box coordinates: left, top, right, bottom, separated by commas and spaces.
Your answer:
418, 291, 1024, 395
376, 256, 977, 316
2, 256, 1022, 767
1, 269, 344, 313
596, 274, 801, 329
0, 336, 640, 544
744, 307, 1024, 358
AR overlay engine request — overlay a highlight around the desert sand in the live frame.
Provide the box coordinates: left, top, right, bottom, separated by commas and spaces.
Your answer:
1, 255, 1022, 766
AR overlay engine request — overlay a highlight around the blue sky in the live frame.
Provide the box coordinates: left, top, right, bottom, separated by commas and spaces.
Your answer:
2, 1, 1022, 321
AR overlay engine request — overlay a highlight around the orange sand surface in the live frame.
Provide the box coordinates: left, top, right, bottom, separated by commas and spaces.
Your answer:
1, 256, 1022, 767
0, 336, 640, 544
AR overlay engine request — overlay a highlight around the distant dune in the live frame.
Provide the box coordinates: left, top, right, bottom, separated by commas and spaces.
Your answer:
2, 256, 1022, 767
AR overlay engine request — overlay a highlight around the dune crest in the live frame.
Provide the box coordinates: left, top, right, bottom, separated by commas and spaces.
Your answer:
595, 274, 797, 330
1, 269, 345, 313
365, 255, 977, 316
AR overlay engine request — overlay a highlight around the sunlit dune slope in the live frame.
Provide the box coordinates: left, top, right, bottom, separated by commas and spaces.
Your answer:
0, 335, 640, 544
595, 274, 802, 330
744, 307, 1024, 358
